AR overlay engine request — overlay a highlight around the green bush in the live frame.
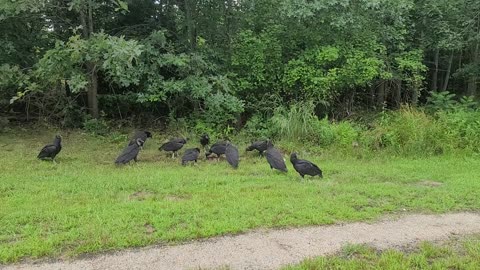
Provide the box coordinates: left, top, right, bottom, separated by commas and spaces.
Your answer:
242, 114, 272, 139
83, 118, 110, 136
436, 109, 480, 153
359, 106, 480, 155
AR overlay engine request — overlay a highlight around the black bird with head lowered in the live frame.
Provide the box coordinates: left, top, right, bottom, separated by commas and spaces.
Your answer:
206, 141, 228, 158
246, 140, 268, 156
159, 138, 187, 158
290, 153, 323, 178
37, 135, 62, 162
182, 148, 200, 165
116, 138, 144, 165
129, 131, 152, 146
265, 140, 287, 172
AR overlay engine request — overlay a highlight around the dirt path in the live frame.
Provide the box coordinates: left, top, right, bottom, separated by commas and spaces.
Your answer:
5, 213, 480, 270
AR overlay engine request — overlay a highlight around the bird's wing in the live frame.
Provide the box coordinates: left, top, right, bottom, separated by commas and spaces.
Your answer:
257, 141, 268, 151
211, 144, 226, 155
296, 160, 321, 174
266, 149, 287, 171
38, 144, 56, 158
182, 149, 198, 161
164, 142, 184, 151
225, 145, 239, 167
115, 145, 139, 164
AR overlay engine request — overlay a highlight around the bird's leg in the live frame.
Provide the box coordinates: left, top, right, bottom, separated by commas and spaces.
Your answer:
171, 152, 175, 159
134, 156, 138, 162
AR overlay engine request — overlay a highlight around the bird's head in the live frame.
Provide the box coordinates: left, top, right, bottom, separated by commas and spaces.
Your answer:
54, 135, 62, 144
290, 152, 298, 163
194, 148, 201, 152
145, 131, 152, 138
266, 140, 274, 148
136, 138, 145, 147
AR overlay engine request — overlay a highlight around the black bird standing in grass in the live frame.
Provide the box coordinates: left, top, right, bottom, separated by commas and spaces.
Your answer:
159, 138, 187, 158
225, 143, 239, 168
205, 141, 227, 159
200, 133, 210, 148
129, 131, 152, 146
290, 153, 323, 178
37, 135, 62, 162
265, 140, 288, 172
246, 140, 268, 156
181, 148, 200, 165
115, 138, 144, 165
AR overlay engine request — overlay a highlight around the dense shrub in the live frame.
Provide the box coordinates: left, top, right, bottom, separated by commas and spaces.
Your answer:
83, 118, 110, 136
361, 106, 480, 155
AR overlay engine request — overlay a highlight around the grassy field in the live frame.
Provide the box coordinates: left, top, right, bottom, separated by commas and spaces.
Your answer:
1, 129, 480, 263
284, 236, 480, 269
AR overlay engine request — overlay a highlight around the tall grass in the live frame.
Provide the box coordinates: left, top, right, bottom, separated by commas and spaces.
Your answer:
262, 103, 480, 156
269, 102, 360, 147
270, 102, 319, 142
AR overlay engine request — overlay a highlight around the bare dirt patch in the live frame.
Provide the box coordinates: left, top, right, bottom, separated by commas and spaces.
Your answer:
144, 223, 156, 235
5, 213, 480, 270
164, 194, 191, 201
129, 191, 155, 201
417, 180, 443, 187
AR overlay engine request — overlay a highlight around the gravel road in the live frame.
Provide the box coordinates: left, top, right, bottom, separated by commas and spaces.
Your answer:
4, 212, 480, 270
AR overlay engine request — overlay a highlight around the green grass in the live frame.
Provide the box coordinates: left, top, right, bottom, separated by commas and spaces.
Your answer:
1, 129, 480, 263
284, 236, 480, 269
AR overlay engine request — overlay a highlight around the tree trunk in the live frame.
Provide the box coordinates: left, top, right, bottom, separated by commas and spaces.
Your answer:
88, 0, 94, 34
431, 48, 439, 92
87, 63, 99, 118
442, 50, 454, 92
80, 1, 99, 118
411, 86, 419, 106
369, 83, 375, 107
394, 80, 402, 108
183, 0, 196, 50
467, 43, 479, 97
225, 0, 233, 45
376, 80, 385, 108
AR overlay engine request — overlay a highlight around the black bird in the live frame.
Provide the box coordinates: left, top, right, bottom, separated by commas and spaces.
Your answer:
37, 135, 62, 162
129, 131, 152, 146
290, 153, 323, 178
265, 140, 288, 172
225, 143, 239, 168
181, 148, 200, 165
246, 140, 268, 156
115, 138, 144, 165
206, 141, 228, 158
159, 138, 187, 158
200, 133, 210, 148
